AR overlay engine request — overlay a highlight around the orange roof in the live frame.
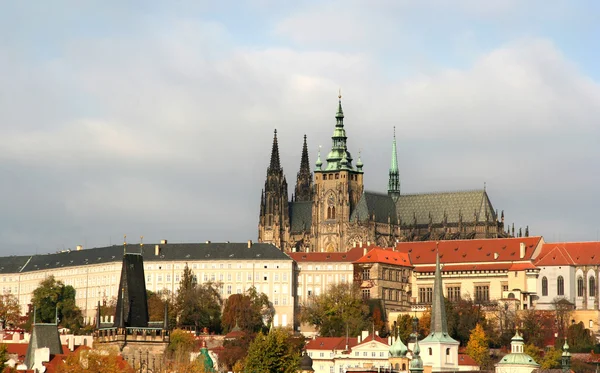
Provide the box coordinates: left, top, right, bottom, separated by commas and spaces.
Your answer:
458, 353, 478, 366
354, 248, 412, 266
290, 246, 365, 263
415, 263, 515, 273
393, 237, 543, 265
305, 336, 359, 351
535, 242, 600, 266
357, 334, 389, 346
508, 262, 538, 271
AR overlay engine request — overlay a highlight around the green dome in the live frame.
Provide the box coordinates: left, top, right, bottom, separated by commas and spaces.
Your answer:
498, 353, 539, 367
389, 335, 408, 357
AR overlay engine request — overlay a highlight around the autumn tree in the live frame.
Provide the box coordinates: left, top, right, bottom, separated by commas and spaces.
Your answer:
176, 265, 223, 333
300, 283, 370, 337
0, 344, 8, 367
567, 321, 596, 352
539, 347, 561, 370
466, 323, 490, 371
30, 276, 83, 333
244, 328, 301, 373
521, 309, 554, 347
0, 293, 20, 328
168, 329, 198, 364
55, 347, 134, 373
552, 298, 574, 342
445, 296, 487, 346
222, 287, 274, 334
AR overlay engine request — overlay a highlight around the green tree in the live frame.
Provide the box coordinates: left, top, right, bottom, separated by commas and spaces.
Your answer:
539, 347, 561, 370
244, 328, 300, 373
466, 323, 490, 370
446, 296, 487, 346
222, 288, 274, 334
168, 329, 198, 363
395, 314, 413, 343
567, 321, 595, 352
30, 276, 83, 333
176, 264, 223, 333
0, 293, 20, 328
300, 283, 369, 337
0, 344, 8, 367
524, 344, 541, 364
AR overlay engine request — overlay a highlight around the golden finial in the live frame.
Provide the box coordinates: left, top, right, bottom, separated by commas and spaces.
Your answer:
338, 88, 342, 99
140, 236, 144, 246
123, 235, 127, 255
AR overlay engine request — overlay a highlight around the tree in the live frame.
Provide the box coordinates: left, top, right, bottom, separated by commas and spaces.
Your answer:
244, 328, 301, 373
168, 329, 198, 364
0, 344, 8, 367
552, 297, 574, 342
445, 296, 487, 346
222, 287, 274, 334
524, 344, 541, 364
567, 321, 595, 352
466, 323, 490, 370
55, 347, 133, 373
30, 276, 83, 333
300, 283, 370, 337
0, 293, 20, 329
521, 309, 554, 348
176, 265, 223, 333
395, 314, 413, 343
539, 347, 561, 370
486, 301, 519, 348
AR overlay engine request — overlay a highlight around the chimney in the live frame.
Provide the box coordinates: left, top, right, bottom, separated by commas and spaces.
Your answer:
76, 245, 83, 251
363, 248, 367, 255
292, 247, 297, 253
367, 241, 371, 246
362, 330, 369, 341
357, 334, 361, 343
160, 239, 167, 244
388, 336, 392, 345
375, 331, 379, 336
155, 245, 160, 256
248, 240, 253, 248
494, 252, 499, 260
520, 242, 526, 259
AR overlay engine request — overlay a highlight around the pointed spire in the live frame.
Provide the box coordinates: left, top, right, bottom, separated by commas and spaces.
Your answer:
409, 316, 423, 373
430, 244, 449, 335
336, 89, 344, 119
295, 134, 313, 202
388, 127, 400, 200
315, 145, 323, 170
268, 129, 282, 173
325, 93, 354, 170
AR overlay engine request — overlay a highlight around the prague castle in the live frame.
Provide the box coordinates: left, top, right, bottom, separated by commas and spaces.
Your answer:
258, 95, 512, 252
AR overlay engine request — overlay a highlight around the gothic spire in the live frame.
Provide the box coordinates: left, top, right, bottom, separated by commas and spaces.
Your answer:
268, 129, 282, 173
430, 247, 448, 335
325, 93, 355, 171
295, 135, 313, 202
388, 126, 400, 200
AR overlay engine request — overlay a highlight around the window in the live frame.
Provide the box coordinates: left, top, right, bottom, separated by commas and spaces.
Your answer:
326, 206, 336, 219
578, 276, 585, 297
362, 268, 370, 280
542, 277, 548, 296
419, 287, 433, 304
362, 289, 370, 299
557, 276, 565, 296
227, 285, 232, 295
590, 277, 596, 297
447, 286, 461, 302
474, 285, 489, 303
502, 284, 509, 292
428, 348, 432, 356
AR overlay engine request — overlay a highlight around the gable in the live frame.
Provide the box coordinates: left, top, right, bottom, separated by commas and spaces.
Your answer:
351, 191, 398, 224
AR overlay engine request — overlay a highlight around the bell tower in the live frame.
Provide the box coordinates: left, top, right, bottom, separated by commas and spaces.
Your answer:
311, 94, 363, 252
258, 130, 290, 249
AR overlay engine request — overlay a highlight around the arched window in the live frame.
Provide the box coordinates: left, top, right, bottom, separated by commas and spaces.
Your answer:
401, 363, 406, 371
557, 276, 564, 296
590, 277, 596, 297
330, 206, 335, 219
446, 348, 450, 355
577, 276, 585, 297
542, 277, 548, 296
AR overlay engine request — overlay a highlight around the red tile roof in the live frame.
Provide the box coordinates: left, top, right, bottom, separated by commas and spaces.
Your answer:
290, 246, 365, 263
305, 336, 359, 351
535, 242, 600, 266
356, 334, 389, 346
508, 262, 538, 271
354, 248, 412, 267
458, 353, 478, 366
393, 237, 543, 265
415, 263, 516, 273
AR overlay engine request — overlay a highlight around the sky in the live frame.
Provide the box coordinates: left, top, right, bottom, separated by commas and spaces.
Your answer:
1, 0, 599, 255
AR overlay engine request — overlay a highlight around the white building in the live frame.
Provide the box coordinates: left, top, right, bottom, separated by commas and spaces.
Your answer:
0, 241, 296, 328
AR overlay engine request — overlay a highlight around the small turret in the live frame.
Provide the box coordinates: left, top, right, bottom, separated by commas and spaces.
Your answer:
388, 126, 400, 200
561, 339, 571, 373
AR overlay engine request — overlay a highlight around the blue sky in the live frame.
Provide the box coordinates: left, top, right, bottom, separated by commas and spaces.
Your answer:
1, 0, 599, 254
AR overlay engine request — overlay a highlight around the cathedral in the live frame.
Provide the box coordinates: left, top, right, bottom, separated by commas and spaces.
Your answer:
258, 96, 511, 253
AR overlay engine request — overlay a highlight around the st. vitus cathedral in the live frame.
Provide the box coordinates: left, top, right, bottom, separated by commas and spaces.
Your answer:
258, 96, 515, 253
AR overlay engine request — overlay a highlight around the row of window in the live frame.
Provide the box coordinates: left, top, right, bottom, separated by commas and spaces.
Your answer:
383, 288, 405, 302
418, 285, 490, 303
298, 264, 350, 271
541, 275, 597, 297
300, 274, 347, 284
146, 272, 289, 283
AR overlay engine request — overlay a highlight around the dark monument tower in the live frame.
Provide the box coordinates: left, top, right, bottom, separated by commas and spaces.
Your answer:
113, 240, 149, 328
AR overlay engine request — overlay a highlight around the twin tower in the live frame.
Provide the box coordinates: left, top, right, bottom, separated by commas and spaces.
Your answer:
258, 96, 508, 253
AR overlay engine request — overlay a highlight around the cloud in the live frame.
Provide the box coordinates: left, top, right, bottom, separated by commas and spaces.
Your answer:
0, 3, 599, 254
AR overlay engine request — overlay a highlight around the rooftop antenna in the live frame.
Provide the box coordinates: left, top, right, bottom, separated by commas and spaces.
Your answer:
123, 235, 127, 255
140, 236, 144, 254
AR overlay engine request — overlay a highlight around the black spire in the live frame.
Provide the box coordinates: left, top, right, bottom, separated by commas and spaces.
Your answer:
268, 129, 282, 173
295, 134, 313, 202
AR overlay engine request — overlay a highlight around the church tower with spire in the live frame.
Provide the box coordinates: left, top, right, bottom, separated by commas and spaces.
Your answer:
419, 249, 460, 372
311, 94, 364, 252
258, 130, 290, 249
388, 127, 400, 201
294, 135, 313, 202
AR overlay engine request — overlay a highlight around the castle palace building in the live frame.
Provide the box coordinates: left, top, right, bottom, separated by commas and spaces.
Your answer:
258, 96, 512, 253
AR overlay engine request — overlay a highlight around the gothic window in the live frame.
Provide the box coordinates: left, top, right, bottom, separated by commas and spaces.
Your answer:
542, 277, 548, 296
577, 276, 585, 297
590, 277, 596, 297
557, 276, 564, 296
